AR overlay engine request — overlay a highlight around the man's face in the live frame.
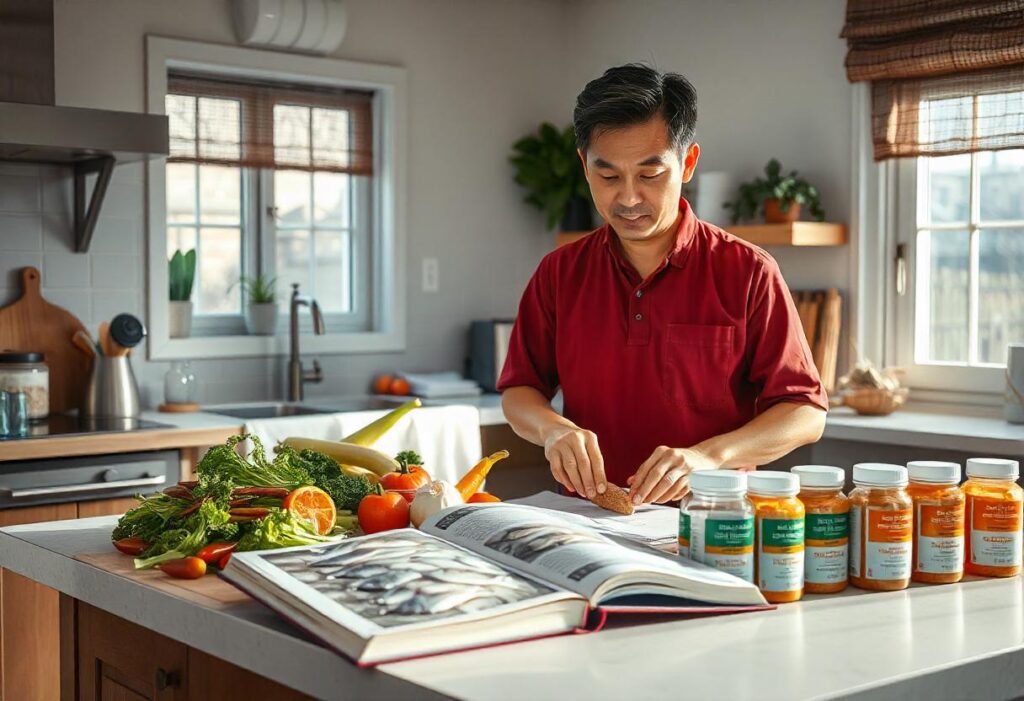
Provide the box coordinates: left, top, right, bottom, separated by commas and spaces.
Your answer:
580, 115, 699, 241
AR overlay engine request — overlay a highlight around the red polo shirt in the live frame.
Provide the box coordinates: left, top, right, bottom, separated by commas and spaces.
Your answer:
497, 197, 827, 487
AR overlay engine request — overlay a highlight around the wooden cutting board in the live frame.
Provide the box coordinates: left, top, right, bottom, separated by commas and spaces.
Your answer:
0, 266, 91, 414
75, 551, 250, 610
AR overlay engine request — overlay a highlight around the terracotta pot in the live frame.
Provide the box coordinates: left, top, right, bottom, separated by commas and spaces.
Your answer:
763, 199, 801, 224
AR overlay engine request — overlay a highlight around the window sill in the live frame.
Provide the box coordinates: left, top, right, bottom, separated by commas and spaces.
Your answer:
148, 330, 405, 360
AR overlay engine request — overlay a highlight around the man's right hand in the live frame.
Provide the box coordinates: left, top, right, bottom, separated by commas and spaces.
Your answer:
540, 424, 607, 499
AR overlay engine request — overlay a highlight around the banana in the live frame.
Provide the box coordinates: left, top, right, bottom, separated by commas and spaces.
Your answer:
339, 463, 381, 485
283, 437, 399, 476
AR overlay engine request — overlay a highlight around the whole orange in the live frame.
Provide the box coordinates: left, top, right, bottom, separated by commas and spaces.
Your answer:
389, 377, 411, 396
372, 374, 394, 395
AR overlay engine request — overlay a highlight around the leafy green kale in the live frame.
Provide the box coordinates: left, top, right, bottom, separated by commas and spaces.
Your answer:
134, 499, 233, 569
236, 509, 340, 551
278, 445, 381, 512
196, 434, 311, 490
111, 493, 189, 542
395, 450, 424, 472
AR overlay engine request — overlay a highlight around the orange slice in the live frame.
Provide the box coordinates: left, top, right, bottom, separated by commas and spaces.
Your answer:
283, 486, 336, 535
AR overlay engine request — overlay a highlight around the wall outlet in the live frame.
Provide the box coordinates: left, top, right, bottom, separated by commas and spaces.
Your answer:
422, 257, 439, 293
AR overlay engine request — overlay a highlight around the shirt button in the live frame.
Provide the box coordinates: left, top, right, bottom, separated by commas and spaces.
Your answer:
635, 289, 643, 298
634, 313, 643, 321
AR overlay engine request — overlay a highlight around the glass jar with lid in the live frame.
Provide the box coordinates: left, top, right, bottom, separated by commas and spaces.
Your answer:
0, 352, 49, 420
679, 470, 755, 583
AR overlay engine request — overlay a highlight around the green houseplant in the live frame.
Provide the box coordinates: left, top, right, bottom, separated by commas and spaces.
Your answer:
510, 122, 593, 232
725, 159, 825, 225
238, 274, 279, 336
168, 249, 196, 338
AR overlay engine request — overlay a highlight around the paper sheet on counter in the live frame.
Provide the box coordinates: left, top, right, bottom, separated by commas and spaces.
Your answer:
509, 491, 679, 549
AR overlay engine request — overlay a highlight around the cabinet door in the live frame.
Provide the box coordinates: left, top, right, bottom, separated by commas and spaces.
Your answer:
188, 648, 312, 700
0, 502, 77, 701
78, 603, 187, 701
78, 498, 141, 519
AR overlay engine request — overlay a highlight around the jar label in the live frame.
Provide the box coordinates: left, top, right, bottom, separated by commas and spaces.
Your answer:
865, 507, 912, 581
758, 518, 804, 593
690, 516, 754, 583
678, 512, 691, 552
969, 497, 1023, 568
916, 502, 964, 574
805, 512, 849, 584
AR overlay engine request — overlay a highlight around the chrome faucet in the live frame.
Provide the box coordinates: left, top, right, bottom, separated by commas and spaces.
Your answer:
288, 283, 325, 401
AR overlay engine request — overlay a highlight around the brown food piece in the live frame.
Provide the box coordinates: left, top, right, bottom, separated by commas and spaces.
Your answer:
590, 483, 634, 515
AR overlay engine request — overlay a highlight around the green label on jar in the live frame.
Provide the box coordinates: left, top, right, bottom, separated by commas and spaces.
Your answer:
761, 518, 805, 551
806, 513, 848, 543
679, 512, 691, 545
705, 518, 754, 552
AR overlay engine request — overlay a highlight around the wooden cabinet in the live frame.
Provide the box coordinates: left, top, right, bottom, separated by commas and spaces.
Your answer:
0, 502, 77, 701
67, 601, 310, 701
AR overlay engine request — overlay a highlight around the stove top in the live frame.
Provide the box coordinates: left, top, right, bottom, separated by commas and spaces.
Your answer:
2, 414, 173, 441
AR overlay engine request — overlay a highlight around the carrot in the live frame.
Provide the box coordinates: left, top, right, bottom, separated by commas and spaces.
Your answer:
455, 451, 510, 500
232, 487, 290, 498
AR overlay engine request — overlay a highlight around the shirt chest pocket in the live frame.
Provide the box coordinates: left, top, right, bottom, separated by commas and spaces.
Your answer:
662, 323, 737, 409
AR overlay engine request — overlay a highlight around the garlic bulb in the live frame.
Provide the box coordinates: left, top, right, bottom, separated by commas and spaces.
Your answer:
409, 480, 464, 528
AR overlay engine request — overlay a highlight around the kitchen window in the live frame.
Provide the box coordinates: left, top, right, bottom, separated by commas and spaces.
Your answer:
887, 91, 1024, 396
146, 37, 407, 359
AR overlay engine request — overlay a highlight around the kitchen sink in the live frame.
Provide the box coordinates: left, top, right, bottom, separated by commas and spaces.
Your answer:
204, 403, 333, 420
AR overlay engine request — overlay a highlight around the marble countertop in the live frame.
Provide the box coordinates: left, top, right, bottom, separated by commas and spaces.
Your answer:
3, 516, 1023, 700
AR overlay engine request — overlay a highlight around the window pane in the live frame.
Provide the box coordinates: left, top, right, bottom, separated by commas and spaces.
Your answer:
274, 104, 311, 166
275, 229, 311, 305
917, 229, 969, 363
198, 165, 241, 224
919, 96, 973, 151
978, 228, 1024, 364
312, 107, 349, 169
977, 91, 1024, 143
166, 163, 196, 223
196, 227, 241, 315
166, 94, 196, 158
313, 172, 349, 226
922, 154, 970, 225
315, 230, 351, 313
197, 97, 241, 161
979, 149, 1024, 221
275, 170, 311, 225
167, 227, 197, 259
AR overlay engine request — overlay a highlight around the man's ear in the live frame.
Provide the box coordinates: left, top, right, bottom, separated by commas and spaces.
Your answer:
681, 143, 701, 183
577, 148, 589, 178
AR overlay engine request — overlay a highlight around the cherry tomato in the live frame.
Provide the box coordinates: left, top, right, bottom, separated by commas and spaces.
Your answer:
357, 492, 410, 534
380, 465, 431, 499
113, 537, 148, 556
158, 556, 207, 579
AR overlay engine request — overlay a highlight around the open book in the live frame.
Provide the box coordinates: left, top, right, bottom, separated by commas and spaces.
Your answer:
221, 501, 770, 666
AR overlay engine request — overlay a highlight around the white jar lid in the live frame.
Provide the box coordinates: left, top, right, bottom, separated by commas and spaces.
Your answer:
907, 460, 961, 484
853, 463, 908, 487
748, 471, 799, 497
689, 470, 747, 495
966, 458, 1020, 480
790, 465, 845, 488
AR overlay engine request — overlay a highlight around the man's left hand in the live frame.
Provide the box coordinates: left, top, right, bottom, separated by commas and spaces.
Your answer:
626, 446, 720, 505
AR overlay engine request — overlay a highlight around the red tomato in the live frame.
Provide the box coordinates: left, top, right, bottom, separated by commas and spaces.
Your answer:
468, 492, 501, 503
357, 492, 410, 534
113, 537, 148, 556
380, 465, 431, 499
158, 557, 207, 579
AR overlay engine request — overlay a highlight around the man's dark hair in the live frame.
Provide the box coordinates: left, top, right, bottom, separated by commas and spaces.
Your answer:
573, 63, 697, 154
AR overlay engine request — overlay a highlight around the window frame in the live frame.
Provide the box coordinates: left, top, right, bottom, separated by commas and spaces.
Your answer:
145, 36, 407, 359
851, 83, 1010, 404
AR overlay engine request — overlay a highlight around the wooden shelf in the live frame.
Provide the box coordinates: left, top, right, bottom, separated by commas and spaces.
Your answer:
725, 222, 847, 247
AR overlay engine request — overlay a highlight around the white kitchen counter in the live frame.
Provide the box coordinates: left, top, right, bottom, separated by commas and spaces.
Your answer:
3, 517, 1023, 700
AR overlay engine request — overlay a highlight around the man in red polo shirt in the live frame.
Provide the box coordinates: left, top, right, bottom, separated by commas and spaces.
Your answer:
498, 64, 828, 506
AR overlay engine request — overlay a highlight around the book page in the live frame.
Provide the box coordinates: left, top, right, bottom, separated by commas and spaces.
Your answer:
421, 503, 743, 603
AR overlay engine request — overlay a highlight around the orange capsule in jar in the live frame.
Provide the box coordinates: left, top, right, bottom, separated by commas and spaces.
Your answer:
791, 465, 849, 594
849, 463, 913, 591
907, 461, 965, 584
964, 458, 1022, 578
749, 472, 805, 603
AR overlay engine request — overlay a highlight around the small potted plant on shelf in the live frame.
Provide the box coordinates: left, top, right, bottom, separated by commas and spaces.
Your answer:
168, 248, 196, 338
510, 122, 594, 242
239, 274, 278, 335
725, 158, 825, 225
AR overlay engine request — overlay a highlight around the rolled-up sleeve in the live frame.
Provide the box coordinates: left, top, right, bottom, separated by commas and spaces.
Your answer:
745, 256, 828, 413
496, 257, 559, 400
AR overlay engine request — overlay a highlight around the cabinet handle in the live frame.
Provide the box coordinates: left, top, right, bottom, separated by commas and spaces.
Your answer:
154, 667, 180, 691
895, 243, 907, 297
0, 474, 166, 500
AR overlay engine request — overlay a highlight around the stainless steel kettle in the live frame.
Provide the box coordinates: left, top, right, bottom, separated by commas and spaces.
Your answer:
82, 356, 141, 418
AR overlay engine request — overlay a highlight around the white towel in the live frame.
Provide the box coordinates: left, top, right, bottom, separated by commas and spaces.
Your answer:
243, 404, 482, 484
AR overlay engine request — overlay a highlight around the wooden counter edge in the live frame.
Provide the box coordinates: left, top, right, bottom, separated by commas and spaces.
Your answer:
0, 425, 242, 463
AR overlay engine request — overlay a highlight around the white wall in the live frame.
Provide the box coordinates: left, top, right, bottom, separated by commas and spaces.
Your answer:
0, 0, 852, 405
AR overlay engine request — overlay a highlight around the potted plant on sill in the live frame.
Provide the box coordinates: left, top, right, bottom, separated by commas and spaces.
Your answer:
239, 273, 278, 335
168, 248, 196, 339
510, 122, 594, 246
725, 158, 825, 225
